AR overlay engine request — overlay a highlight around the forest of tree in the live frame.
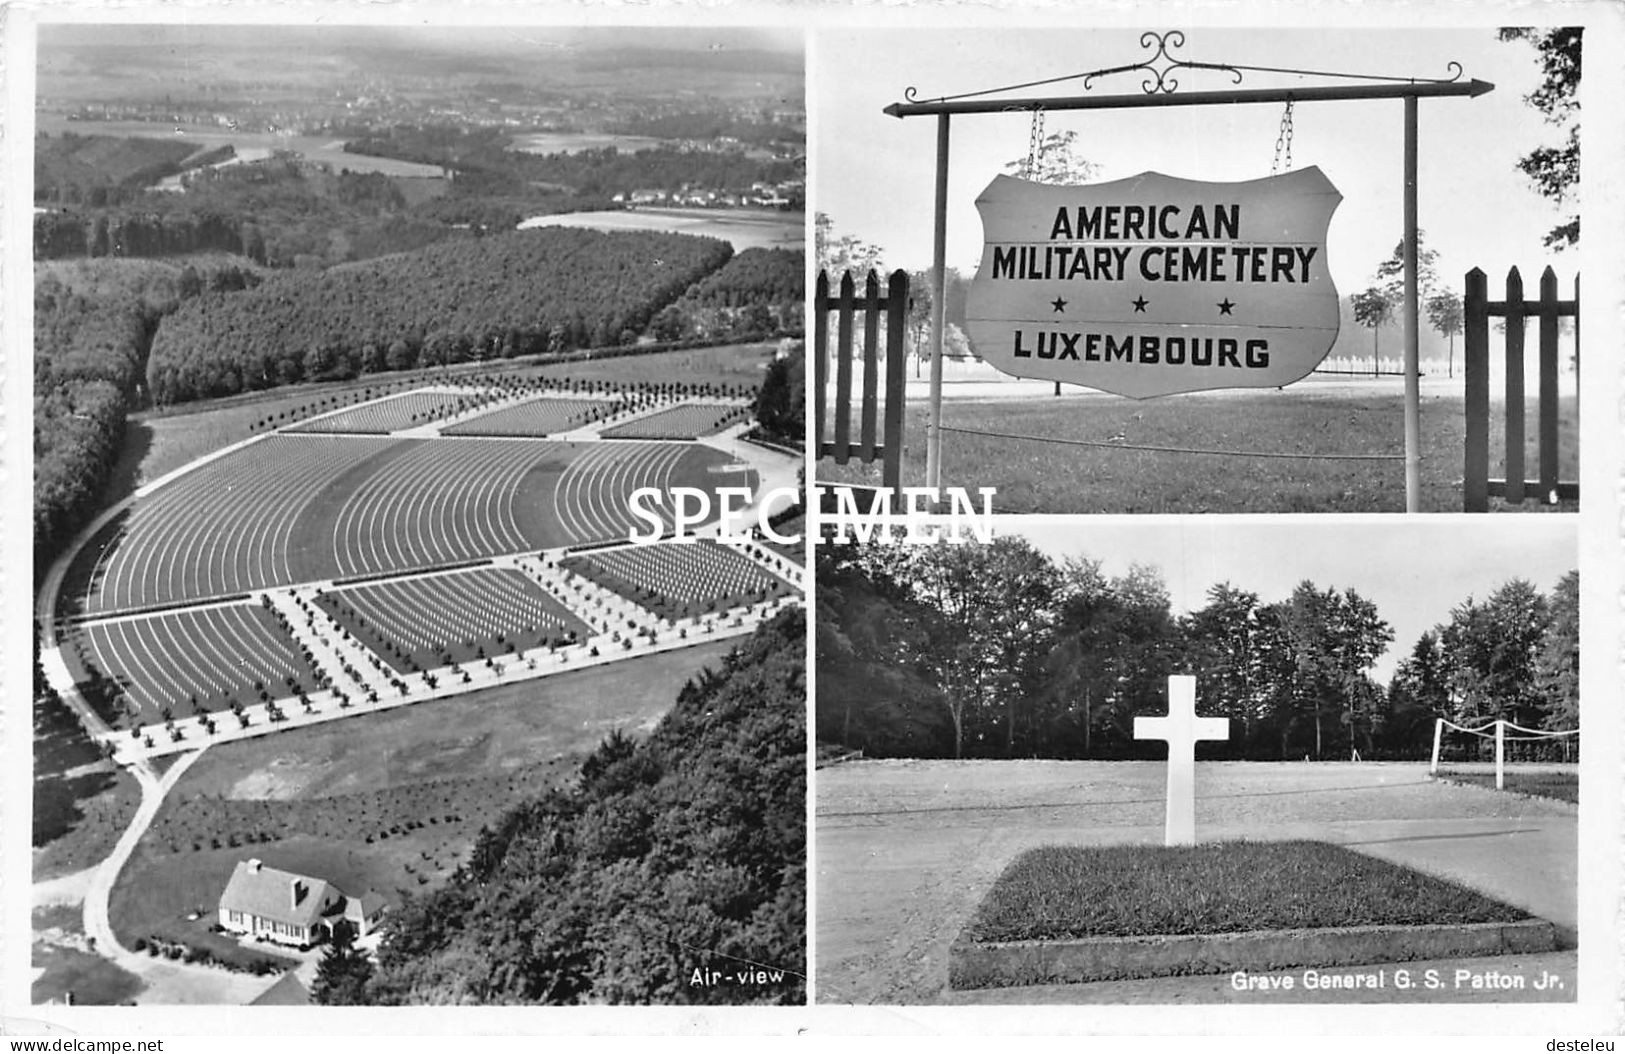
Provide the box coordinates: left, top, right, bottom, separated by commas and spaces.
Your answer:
752, 344, 804, 449
345, 125, 800, 201
348, 609, 805, 1006
607, 109, 802, 151
33, 259, 254, 569
34, 132, 200, 206
144, 227, 735, 405
34, 153, 472, 269
817, 539, 1579, 762
651, 248, 804, 344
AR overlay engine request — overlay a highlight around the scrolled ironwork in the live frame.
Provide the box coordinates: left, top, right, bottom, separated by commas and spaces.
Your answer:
1080, 30, 1245, 94
897, 36, 1470, 106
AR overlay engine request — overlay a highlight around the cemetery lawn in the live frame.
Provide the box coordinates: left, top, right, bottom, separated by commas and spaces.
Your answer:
817, 387, 1577, 513
965, 841, 1530, 943
1436, 771, 1579, 804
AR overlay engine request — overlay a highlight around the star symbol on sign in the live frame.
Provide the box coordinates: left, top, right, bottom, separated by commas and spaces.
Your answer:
1050, 297, 1068, 313
1131, 296, 1149, 313
1217, 298, 1236, 316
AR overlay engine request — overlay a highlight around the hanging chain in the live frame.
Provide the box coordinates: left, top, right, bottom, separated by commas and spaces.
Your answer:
1025, 106, 1046, 179
1271, 98, 1295, 174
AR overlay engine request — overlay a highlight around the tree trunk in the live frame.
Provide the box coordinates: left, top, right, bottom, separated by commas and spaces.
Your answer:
1083, 684, 1091, 757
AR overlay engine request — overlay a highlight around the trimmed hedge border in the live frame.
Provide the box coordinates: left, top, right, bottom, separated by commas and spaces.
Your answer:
948, 918, 1558, 990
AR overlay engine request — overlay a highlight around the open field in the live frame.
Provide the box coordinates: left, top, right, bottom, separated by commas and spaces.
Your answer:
817, 384, 1578, 514
157, 639, 736, 801
109, 640, 737, 964
33, 942, 146, 1006
1436, 770, 1579, 804
509, 131, 676, 154
33, 767, 140, 883
37, 118, 449, 180
34, 685, 143, 882
817, 760, 1576, 1003
518, 207, 802, 251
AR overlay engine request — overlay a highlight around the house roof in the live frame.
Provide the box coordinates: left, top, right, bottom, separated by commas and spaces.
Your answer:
353, 891, 388, 917
250, 972, 311, 1006
219, 859, 337, 929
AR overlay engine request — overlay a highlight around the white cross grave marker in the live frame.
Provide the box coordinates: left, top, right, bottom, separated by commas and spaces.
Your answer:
1133, 675, 1230, 847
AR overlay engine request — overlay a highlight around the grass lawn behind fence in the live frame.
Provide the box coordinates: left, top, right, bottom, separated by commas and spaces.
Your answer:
966, 841, 1530, 944
1435, 771, 1579, 804
819, 386, 1577, 513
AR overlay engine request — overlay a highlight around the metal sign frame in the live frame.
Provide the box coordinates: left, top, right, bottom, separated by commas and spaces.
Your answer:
885, 32, 1493, 512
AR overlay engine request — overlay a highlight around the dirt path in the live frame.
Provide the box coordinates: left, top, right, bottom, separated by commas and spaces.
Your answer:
815, 760, 1577, 1005
68, 746, 279, 1005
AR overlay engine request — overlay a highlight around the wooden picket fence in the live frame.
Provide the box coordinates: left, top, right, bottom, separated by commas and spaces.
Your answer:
814, 269, 910, 492
1463, 265, 1579, 511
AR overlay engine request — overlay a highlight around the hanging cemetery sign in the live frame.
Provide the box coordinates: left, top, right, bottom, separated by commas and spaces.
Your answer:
965, 167, 1343, 398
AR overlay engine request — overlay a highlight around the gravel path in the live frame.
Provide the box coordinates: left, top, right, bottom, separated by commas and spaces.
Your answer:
815, 760, 1576, 1005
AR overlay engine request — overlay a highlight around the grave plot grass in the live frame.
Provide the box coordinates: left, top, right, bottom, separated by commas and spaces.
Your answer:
951, 840, 1553, 990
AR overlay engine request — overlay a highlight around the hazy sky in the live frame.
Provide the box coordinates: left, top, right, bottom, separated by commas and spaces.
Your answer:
813, 26, 1576, 294
1003, 516, 1576, 685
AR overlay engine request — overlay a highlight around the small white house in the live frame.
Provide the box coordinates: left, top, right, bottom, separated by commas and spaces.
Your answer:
218, 859, 388, 947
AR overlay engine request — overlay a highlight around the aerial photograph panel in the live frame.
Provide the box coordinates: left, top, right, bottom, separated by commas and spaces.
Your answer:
30, 22, 807, 1008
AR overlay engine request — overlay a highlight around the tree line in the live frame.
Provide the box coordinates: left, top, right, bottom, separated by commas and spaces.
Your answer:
34, 158, 468, 270
32, 258, 246, 570
345, 124, 800, 201
144, 227, 735, 405
321, 609, 805, 1006
817, 538, 1578, 762
651, 248, 804, 344
34, 132, 199, 207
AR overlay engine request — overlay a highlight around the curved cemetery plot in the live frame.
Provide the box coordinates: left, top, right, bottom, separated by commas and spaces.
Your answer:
66, 435, 755, 618
72, 435, 401, 617
67, 602, 320, 723
316, 567, 596, 674
324, 438, 557, 579
441, 397, 618, 437
552, 440, 755, 545
284, 391, 473, 434
600, 402, 752, 439
562, 541, 789, 621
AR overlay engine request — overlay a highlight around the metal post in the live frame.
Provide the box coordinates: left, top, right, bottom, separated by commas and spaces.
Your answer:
1402, 96, 1422, 513
1495, 719, 1505, 790
1429, 718, 1443, 775
925, 114, 950, 494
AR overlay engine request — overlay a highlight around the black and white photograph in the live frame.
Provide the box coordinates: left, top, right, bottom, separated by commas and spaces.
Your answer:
23, 21, 807, 1008
812, 27, 1582, 514
2, 0, 1622, 1045
815, 517, 1579, 1004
